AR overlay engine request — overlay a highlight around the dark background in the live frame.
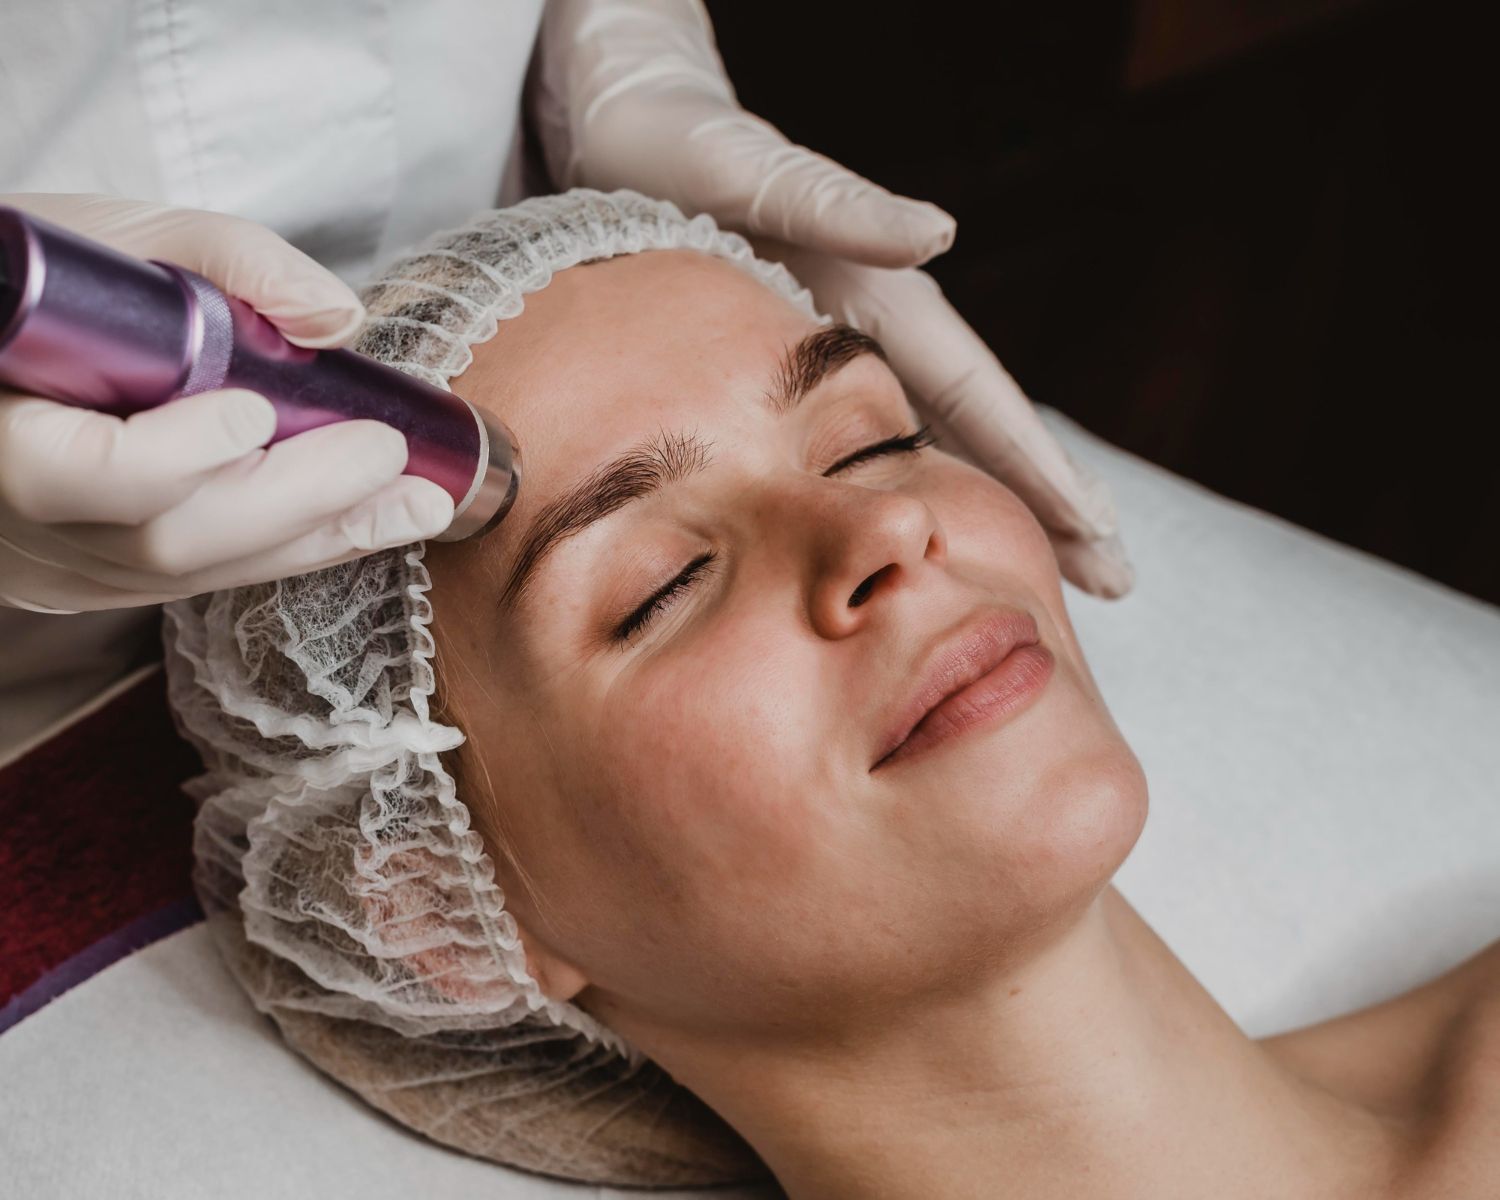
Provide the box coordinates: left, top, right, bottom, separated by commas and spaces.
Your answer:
703, 0, 1494, 604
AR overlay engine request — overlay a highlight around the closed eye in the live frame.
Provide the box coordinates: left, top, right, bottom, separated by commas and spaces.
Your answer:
611, 424, 940, 644
823, 423, 940, 475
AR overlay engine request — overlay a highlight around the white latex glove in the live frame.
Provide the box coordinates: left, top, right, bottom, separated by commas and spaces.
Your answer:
531, 0, 1133, 597
0, 194, 456, 614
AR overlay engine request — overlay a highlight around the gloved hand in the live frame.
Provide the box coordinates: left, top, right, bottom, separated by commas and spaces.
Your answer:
0, 194, 455, 614
530, 0, 1133, 597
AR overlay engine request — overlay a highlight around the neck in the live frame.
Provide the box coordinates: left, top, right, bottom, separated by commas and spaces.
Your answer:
640, 887, 1407, 1200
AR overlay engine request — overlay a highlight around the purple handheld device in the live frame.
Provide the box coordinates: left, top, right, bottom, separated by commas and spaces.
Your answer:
0, 205, 520, 541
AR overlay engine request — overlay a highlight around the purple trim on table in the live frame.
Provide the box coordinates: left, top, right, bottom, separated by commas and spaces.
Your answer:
0, 894, 203, 1035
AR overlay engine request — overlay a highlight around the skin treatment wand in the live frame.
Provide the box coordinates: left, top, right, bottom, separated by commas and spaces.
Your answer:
0, 205, 520, 542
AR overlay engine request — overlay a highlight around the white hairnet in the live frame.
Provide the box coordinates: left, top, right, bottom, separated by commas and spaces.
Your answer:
161, 188, 824, 1187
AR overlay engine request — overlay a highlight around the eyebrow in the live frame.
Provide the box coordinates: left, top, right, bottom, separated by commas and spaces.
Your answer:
497, 322, 888, 613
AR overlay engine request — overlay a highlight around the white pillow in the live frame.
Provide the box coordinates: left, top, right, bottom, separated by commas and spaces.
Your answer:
1046, 406, 1500, 1037
2, 406, 1496, 1198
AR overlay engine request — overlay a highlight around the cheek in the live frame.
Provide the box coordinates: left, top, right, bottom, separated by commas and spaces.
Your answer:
935, 471, 1068, 647
935, 464, 1095, 675
587, 629, 840, 894
937, 466, 1060, 585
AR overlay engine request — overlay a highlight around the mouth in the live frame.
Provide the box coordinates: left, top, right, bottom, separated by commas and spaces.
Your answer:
871, 607, 1052, 771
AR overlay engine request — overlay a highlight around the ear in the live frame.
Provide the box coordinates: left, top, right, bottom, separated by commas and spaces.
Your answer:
401, 915, 590, 1006
358, 858, 597, 1008
510, 912, 591, 1004
356, 849, 592, 1006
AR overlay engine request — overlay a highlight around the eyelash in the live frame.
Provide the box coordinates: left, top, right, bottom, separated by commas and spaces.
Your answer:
611, 424, 940, 643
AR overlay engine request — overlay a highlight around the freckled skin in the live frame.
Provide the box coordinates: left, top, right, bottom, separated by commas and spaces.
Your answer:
422, 248, 1148, 1049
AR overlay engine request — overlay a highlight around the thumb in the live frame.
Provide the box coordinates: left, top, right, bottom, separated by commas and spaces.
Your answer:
123, 207, 367, 349
8, 194, 365, 349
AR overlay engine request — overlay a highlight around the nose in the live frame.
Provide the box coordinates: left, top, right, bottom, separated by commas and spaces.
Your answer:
806, 486, 946, 638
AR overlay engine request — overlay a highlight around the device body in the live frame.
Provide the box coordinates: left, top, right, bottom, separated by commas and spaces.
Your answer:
0, 205, 519, 541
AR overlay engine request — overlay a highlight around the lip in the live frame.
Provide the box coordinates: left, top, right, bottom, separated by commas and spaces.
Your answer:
871, 607, 1052, 772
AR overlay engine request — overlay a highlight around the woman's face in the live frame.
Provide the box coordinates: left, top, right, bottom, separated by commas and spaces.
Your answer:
425, 248, 1147, 1052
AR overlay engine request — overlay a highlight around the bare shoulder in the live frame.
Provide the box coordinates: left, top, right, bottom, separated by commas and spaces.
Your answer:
1399, 976, 1500, 1199
1259, 937, 1500, 1120
1257, 939, 1500, 1196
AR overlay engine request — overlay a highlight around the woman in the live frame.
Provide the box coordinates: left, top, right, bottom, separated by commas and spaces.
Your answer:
163, 189, 1498, 1197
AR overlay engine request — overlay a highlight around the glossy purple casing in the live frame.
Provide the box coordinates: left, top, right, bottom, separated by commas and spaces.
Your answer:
0, 206, 519, 541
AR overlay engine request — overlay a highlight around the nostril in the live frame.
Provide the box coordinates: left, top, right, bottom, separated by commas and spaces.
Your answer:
849, 570, 882, 607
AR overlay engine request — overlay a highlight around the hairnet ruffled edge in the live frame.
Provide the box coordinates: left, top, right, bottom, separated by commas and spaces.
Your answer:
160, 542, 639, 1062
355, 187, 825, 389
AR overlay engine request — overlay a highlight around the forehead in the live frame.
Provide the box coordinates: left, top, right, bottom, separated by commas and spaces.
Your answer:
452, 248, 821, 550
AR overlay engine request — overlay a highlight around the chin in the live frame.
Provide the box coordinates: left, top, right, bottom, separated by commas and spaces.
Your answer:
892, 734, 1148, 983
962, 735, 1150, 932
1020, 670, 1149, 888
1044, 740, 1151, 885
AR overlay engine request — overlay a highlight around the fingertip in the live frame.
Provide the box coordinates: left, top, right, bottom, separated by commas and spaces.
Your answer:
217, 389, 278, 450
1072, 467, 1121, 541
346, 477, 456, 551
1087, 534, 1136, 598
1053, 528, 1136, 598
752, 151, 957, 269
835, 187, 956, 268
352, 420, 411, 477
1097, 563, 1136, 599
404, 479, 457, 538
156, 211, 367, 347
899, 199, 957, 264
277, 300, 368, 349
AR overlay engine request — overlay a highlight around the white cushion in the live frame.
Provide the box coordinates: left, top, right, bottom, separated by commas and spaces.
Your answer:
1050, 407, 1500, 1037
3, 406, 1496, 1197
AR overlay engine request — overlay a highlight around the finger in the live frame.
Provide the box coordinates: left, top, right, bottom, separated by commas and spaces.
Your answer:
1051, 532, 1136, 599
543, 0, 955, 269
35, 196, 366, 348
0, 538, 176, 612
0, 389, 277, 525
754, 244, 1119, 541
168, 474, 456, 593
49, 419, 423, 576
863, 356, 1134, 600
0, 471, 453, 607
693, 111, 957, 269
135, 210, 366, 348
905, 356, 1120, 543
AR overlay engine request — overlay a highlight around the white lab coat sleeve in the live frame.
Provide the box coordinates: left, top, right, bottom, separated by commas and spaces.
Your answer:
0, 0, 544, 754
0, 0, 544, 282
